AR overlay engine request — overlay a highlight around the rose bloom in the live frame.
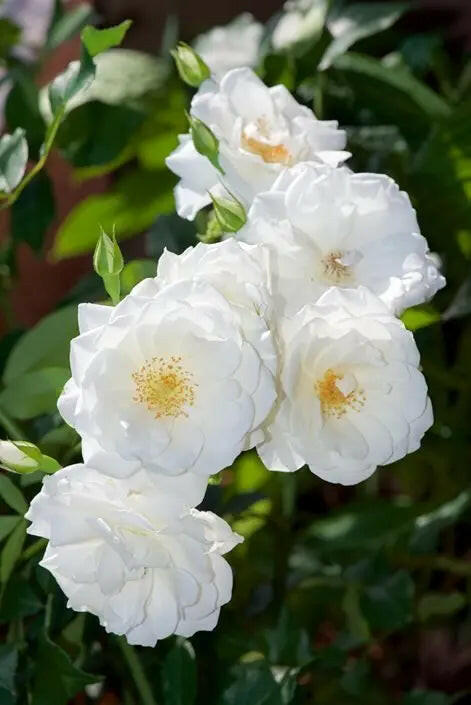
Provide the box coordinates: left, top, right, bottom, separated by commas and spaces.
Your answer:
26, 464, 242, 646
272, 0, 327, 52
58, 249, 276, 477
166, 67, 348, 220
193, 13, 263, 79
238, 163, 445, 315
257, 287, 433, 484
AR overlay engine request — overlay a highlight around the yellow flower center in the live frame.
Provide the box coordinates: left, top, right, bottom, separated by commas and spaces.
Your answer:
315, 369, 364, 419
321, 250, 353, 284
241, 132, 292, 165
132, 356, 196, 419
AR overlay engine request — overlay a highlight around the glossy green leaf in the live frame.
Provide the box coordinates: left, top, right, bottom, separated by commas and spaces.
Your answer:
162, 638, 197, 705
0, 516, 21, 543
401, 305, 441, 330
0, 475, 28, 515
0, 128, 28, 194
52, 169, 175, 259
0, 367, 70, 420
222, 662, 282, 705
31, 625, 98, 705
321, 2, 409, 69
360, 570, 414, 632
49, 45, 96, 116
81, 20, 132, 57
0, 519, 27, 585
3, 306, 78, 384
120, 259, 156, 295
11, 171, 55, 252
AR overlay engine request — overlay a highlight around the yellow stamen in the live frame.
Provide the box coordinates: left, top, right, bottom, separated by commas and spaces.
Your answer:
315, 369, 364, 419
321, 250, 352, 284
132, 356, 196, 419
241, 133, 292, 165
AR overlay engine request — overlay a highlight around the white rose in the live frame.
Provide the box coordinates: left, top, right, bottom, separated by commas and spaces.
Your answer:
193, 13, 263, 79
26, 464, 242, 646
272, 0, 327, 51
257, 287, 433, 485
58, 275, 276, 477
166, 67, 348, 220
238, 163, 445, 315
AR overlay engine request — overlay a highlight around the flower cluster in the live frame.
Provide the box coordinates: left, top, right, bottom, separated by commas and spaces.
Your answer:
28, 53, 445, 648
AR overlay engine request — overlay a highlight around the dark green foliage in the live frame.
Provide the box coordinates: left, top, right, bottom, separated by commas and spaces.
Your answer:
0, 2, 470, 704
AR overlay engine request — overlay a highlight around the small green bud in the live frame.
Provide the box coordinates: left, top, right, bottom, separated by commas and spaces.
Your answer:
197, 209, 223, 243
0, 440, 59, 475
171, 42, 210, 88
93, 228, 124, 305
210, 191, 247, 233
186, 112, 224, 174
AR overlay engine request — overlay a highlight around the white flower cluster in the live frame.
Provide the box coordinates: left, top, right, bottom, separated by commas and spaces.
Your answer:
28, 59, 445, 648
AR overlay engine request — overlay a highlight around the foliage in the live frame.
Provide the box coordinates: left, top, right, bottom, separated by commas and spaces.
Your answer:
0, 2, 470, 704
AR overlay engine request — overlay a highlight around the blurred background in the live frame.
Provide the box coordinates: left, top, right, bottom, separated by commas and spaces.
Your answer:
0, 1, 470, 704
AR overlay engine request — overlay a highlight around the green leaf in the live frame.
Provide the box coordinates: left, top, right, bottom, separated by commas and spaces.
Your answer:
94, 229, 124, 304
121, 259, 156, 295
46, 3, 96, 51
0, 645, 17, 697
3, 305, 78, 385
0, 517, 21, 543
52, 169, 175, 259
411, 491, 471, 551
41, 50, 168, 118
31, 624, 98, 705
162, 638, 197, 705
81, 20, 132, 57
0, 519, 27, 585
321, 2, 409, 69
222, 662, 282, 705
360, 570, 414, 632
401, 305, 441, 330
0, 475, 28, 515
0, 128, 28, 194
418, 591, 466, 622
0, 576, 43, 620
262, 608, 312, 667
49, 44, 96, 116
11, 171, 55, 252
0, 367, 70, 420
331, 52, 450, 140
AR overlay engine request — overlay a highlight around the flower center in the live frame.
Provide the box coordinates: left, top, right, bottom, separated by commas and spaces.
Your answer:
132, 356, 196, 419
241, 133, 292, 164
315, 369, 364, 419
321, 250, 354, 284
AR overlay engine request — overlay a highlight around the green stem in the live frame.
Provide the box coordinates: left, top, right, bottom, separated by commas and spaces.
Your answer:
0, 407, 27, 440
0, 109, 64, 212
116, 635, 158, 705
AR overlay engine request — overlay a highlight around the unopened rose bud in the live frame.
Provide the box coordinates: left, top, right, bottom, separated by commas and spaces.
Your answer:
171, 42, 210, 87
210, 191, 247, 232
186, 112, 224, 174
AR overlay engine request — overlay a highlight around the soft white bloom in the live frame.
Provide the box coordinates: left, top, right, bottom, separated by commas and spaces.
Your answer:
257, 287, 433, 485
193, 13, 263, 79
272, 0, 327, 51
166, 67, 348, 220
238, 163, 445, 316
58, 267, 276, 477
26, 464, 242, 646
